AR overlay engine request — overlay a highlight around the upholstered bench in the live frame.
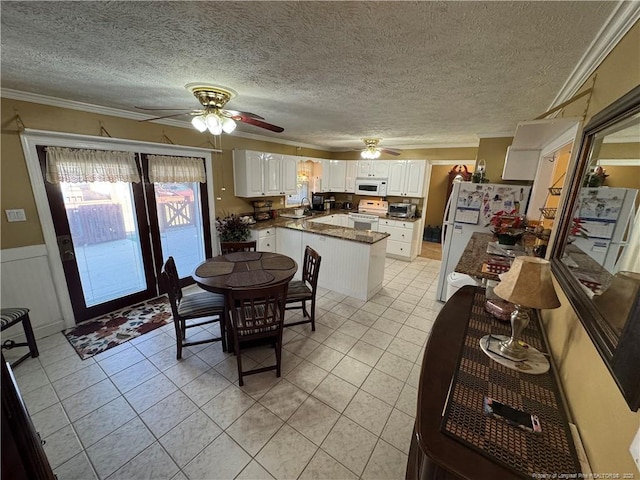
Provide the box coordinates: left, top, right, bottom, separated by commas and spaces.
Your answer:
1, 308, 39, 367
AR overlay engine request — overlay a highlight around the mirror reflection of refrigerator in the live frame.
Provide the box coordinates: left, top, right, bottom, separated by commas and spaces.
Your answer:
572, 187, 638, 271
436, 182, 531, 302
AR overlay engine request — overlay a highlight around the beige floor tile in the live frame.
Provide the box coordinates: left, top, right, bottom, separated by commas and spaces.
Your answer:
306, 344, 345, 371
331, 356, 372, 387
287, 396, 340, 445
299, 449, 358, 480
226, 403, 283, 455
375, 351, 413, 383
183, 433, 251, 480
236, 460, 275, 480
159, 410, 222, 467
361, 439, 408, 480
381, 408, 414, 454
346, 340, 385, 367
108, 442, 179, 480
259, 379, 309, 420
360, 328, 394, 350
286, 359, 329, 393
387, 337, 422, 363
321, 416, 378, 476
311, 374, 358, 413
181, 368, 231, 407
322, 331, 358, 354
361, 369, 405, 406
201, 385, 255, 429
343, 390, 393, 435
255, 424, 318, 479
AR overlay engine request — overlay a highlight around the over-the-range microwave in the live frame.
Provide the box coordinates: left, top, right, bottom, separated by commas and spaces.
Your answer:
355, 178, 387, 196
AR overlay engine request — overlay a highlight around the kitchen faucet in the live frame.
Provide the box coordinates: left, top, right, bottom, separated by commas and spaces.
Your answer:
300, 197, 311, 214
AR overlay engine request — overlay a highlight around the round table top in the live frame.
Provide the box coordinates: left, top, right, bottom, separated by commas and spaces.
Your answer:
192, 251, 298, 293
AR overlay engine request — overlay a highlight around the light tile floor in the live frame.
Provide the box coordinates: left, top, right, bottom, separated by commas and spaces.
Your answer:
9, 256, 443, 480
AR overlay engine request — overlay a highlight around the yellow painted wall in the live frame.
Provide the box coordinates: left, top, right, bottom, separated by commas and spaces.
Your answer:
0, 100, 476, 249
540, 21, 640, 474
423, 164, 475, 227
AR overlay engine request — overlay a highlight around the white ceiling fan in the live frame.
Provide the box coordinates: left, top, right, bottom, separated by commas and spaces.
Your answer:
359, 138, 401, 159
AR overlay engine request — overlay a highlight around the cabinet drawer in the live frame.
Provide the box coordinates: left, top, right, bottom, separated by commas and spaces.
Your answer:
380, 225, 411, 243
387, 240, 411, 257
379, 219, 415, 230
255, 228, 275, 238
258, 236, 275, 252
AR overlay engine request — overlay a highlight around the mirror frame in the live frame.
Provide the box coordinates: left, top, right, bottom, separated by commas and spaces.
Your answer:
551, 84, 640, 411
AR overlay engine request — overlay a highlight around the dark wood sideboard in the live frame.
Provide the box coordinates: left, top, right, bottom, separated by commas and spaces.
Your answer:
407, 286, 581, 480
1, 354, 56, 480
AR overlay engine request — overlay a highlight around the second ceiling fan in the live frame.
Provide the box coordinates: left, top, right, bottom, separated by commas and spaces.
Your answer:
137, 83, 284, 134
359, 138, 401, 159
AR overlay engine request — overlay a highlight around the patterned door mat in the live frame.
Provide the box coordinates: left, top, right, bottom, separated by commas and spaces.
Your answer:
64, 296, 172, 359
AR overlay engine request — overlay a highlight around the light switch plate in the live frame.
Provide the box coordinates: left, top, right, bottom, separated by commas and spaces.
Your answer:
631, 426, 640, 472
5, 209, 26, 222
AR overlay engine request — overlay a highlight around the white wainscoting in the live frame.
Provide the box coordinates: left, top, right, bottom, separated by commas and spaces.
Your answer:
1, 245, 66, 340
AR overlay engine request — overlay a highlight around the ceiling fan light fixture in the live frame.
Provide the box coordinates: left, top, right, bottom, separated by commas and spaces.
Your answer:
205, 113, 223, 135
191, 115, 207, 132
221, 116, 237, 134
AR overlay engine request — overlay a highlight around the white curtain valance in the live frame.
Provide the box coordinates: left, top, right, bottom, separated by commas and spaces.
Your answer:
46, 147, 140, 184
147, 155, 206, 183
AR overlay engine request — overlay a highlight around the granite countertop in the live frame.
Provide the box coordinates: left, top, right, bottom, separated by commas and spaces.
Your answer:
454, 232, 535, 281
249, 210, 390, 244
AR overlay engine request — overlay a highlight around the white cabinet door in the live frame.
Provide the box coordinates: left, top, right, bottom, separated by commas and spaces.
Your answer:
404, 160, 426, 197
281, 155, 298, 194
233, 150, 264, 197
386, 160, 426, 197
263, 153, 283, 196
335, 214, 349, 227
356, 160, 373, 178
329, 160, 347, 192
387, 160, 406, 196
345, 161, 357, 193
370, 161, 390, 178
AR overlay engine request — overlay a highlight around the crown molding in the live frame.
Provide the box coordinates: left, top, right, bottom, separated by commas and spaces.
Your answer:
598, 159, 640, 166
1, 88, 328, 151
476, 131, 515, 139
2, 89, 480, 152
550, 1, 640, 109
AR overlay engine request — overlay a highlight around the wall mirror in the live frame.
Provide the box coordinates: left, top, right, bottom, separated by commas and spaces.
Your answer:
551, 85, 640, 411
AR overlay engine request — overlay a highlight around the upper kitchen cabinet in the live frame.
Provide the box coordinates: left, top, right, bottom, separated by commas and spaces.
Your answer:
387, 160, 426, 197
345, 161, 357, 193
321, 159, 347, 192
356, 160, 390, 178
233, 150, 297, 197
502, 118, 581, 181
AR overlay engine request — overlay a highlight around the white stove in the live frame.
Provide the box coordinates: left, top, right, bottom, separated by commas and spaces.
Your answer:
348, 200, 388, 231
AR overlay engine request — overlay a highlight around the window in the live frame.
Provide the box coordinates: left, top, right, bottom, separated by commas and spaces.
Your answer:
286, 160, 314, 206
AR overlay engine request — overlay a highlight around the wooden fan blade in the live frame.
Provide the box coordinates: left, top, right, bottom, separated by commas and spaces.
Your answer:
138, 111, 198, 122
381, 147, 402, 156
223, 109, 265, 120
236, 116, 284, 133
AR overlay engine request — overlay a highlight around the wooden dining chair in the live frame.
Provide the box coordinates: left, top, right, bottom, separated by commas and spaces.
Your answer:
284, 246, 321, 331
220, 240, 257, 254
226, 282, 288, 386
161, 256, 226, 359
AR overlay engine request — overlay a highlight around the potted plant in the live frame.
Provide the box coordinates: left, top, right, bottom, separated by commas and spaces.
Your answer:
215, 214, 252, 242
489, 210, 526, 245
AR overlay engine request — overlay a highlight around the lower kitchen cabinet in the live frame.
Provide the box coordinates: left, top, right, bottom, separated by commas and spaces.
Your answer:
275, 228, 303, 280
250, 227, 276, 253
378, 218, 422, 261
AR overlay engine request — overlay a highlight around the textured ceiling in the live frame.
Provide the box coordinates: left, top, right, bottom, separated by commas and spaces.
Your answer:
0, 1, 619, 150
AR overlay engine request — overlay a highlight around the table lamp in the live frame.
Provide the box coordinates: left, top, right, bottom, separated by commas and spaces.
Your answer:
492, 256, 560, 360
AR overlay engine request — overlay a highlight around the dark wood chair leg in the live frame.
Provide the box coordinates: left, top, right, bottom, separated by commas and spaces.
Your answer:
21, 314, 39, 359
310, 299, 316, 331
234, 337, 244, 386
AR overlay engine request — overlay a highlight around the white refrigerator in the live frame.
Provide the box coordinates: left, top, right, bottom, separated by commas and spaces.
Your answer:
572, 187, 638, 272
436, 182, 532, 302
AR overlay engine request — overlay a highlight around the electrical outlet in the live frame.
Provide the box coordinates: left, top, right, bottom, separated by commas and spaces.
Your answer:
631, 426, 640, 472
279, 198, 284, 205
411, 198, 419, 205
5, 209, 26, 222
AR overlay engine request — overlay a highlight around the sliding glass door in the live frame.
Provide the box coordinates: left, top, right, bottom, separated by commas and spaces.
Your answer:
39, 147, 212, 323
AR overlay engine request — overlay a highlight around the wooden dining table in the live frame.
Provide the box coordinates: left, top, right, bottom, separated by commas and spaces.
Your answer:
192, 251, 298, 351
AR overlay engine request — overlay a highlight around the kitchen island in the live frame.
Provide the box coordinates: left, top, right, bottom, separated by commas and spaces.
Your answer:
249, 212, 389, 300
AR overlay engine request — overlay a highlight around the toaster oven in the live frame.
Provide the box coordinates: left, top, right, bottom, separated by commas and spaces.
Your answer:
388, 203, 416, 218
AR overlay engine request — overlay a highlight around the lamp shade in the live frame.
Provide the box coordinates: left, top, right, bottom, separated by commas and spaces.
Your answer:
493, 256, 560, 309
